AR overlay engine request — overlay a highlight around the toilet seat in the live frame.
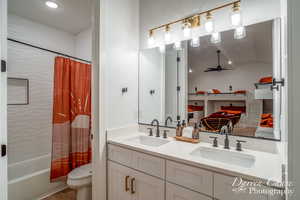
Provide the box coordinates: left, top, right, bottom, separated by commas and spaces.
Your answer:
67, 164, 92, 188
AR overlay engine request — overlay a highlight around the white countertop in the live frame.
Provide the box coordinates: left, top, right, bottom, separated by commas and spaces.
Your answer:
107, 127, 283, 185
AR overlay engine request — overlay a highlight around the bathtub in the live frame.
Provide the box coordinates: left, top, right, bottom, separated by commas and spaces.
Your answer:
8, 154, 67, 200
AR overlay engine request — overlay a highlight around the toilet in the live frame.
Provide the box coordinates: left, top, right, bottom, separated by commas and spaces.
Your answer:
67, 163, 92, 200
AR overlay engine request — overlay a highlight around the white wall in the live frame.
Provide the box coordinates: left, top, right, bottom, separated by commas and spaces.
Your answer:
8, 14, 75, 55
75, 28, 92, 61
139, 0, 281, 49
103, 0, 139, 129
189, 62, 272, 93
288, 0, 300, 199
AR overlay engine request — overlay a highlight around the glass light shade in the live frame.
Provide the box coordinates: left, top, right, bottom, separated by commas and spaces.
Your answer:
164, 31, 171, 43
228, 60, 233, 65
211, 32, 221, 44
189, 68, 193, 73
191, 37, 200, 48
159, 45, 166, 54
174, 41, 182, 50
205, 19, 214, 33
46, 1, 58, 8
183, 24, 191, 38
231, 10, 242, 27
234, 26, 246, 39
148, 36, 155, 47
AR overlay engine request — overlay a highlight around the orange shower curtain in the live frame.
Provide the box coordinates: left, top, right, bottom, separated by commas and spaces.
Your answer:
50, 56, 92, 182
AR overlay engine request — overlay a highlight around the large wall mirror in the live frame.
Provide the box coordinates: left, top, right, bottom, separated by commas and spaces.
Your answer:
139, 19, 281, 141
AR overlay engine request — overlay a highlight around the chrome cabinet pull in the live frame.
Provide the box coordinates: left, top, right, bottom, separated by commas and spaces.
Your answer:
130, 177, 136, 194
125, 176, 130, 192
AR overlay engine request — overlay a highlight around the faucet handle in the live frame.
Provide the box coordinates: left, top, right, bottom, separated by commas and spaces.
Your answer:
147, 128, 153, 136
236, 140, 246, 151
209, 136, 218, 147
163, 130, 169, 139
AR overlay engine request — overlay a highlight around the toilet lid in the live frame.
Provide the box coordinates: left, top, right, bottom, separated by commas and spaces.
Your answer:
68, 164, 92, 180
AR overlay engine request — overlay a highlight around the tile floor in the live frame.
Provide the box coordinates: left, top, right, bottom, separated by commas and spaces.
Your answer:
43, 189, 76, 200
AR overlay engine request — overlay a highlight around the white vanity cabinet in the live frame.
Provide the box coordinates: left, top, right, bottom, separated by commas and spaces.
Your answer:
108, 161, 164, 200
166, 182, 212, 200
108, 144, 284, 200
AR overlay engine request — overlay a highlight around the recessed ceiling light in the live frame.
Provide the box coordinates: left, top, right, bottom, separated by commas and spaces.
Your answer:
45, 1, 58, 9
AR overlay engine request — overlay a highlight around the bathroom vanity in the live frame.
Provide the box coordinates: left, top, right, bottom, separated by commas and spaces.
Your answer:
107, 130, 284, 200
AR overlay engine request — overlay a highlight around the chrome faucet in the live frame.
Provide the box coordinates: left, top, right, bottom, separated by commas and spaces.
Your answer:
164, 116, 173, 126
151, 119, 160, 137
224, 132, 230, 149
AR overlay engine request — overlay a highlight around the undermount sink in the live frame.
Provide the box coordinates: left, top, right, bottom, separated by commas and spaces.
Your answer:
125, 135, 170, 147
190, 146, 256, 168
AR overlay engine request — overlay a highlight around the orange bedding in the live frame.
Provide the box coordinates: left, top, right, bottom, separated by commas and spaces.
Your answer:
259, 76, 273, 84
220, 106, 246, 113
260, 113, 273, 128
188, 105, 204, 112
234, 90, 247, 94
196, 91, 206, 95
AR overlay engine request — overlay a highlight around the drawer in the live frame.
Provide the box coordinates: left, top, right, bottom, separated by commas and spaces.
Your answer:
108, 144, 165, 178
108, 144, 132, 167
166, 161, 213, 196
166, 182, 212, 200
132, 151, 165, 178
214, 173, 271, 200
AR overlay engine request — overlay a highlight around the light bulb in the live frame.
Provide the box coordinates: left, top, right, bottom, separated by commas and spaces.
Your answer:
204, 12, 214, 33
148, 31, 155, 47
234, 26, 246, 39
164, 25, 171, 43
191, 37, 200, 48
228, 60, 233, 65
46, 1, 58, 9
211, 32, 221, 44
231, 2, 242, 27
174, 41, 182, 50
189, 68, 193, 73
165, 32, 171, 43
183, 22, 191, 38
159, 45, 166, 54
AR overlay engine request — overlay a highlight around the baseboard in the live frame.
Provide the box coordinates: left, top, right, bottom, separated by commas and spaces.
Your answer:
37, 185, 69, 200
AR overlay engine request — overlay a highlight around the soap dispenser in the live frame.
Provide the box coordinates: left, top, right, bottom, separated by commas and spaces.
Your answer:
192, 123, 199, 139
180, 120, 186, 136
176, 121, 181, 137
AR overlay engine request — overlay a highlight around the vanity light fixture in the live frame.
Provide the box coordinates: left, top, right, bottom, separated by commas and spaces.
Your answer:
191, 37, 200, 48
45, 1, 58, 9
204, 12, 214, 33
230, 2, 242, 27
147, 1, 242, 48
174, 41, 182, 50
164, 25, 172, 43
148, 30, 155, 47
211, 32, 221, 44
234, 26, 246, 39
183, 20, 191, 38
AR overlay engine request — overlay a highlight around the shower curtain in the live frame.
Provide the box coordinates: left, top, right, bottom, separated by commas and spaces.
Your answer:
50, 56, 92, 182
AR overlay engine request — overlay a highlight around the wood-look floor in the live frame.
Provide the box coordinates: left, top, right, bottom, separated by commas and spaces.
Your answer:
43, 189, 76, 200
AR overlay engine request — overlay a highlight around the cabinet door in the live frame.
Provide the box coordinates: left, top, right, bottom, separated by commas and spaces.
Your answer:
131, 169, 164, 200
108, 161, 133, 200
214, 173, 269, 200
166, 182, 212, 200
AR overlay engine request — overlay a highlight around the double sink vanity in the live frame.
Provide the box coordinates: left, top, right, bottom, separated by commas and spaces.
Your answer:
107, 126, 284, 200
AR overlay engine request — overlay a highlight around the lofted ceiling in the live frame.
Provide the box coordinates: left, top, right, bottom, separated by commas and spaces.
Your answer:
8, 0, 92, 34
188, 20, 273, 72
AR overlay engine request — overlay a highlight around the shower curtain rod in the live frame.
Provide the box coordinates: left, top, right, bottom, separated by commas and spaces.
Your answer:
7, 38, 92, 64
